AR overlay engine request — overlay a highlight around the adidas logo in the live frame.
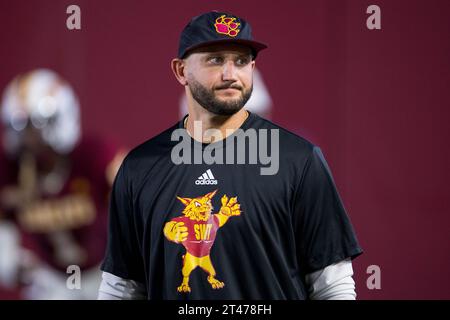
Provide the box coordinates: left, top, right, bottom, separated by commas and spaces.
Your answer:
195, 169, 218, 185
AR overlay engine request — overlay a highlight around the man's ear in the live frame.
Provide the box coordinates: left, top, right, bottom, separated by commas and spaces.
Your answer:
171, 58, 188, 86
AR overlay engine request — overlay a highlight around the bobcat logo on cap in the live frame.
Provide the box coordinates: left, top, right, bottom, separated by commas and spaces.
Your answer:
214, 15, 240, 37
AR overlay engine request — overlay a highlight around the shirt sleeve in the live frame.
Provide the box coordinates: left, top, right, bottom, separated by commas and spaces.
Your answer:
305, 258, 356, 300
293, 146, 363, 274
100, 159, 146, 283
98, 271, 147, 300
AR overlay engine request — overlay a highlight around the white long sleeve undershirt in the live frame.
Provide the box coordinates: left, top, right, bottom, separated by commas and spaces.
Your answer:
305, 258, 356, 300
98, 259, 356, 300
98, 272, 147, 300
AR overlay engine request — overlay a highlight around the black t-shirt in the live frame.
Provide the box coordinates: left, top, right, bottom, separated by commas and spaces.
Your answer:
101, 112, 362, 299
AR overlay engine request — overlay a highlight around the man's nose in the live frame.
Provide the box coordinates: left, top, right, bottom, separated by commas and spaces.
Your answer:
222, 61, 238, 81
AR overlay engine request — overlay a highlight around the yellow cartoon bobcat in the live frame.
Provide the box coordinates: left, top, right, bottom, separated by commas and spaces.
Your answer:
163, 190, 241, 293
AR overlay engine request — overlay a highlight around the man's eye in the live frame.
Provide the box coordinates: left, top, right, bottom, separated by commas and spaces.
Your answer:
236, 57, 250, 66
208, 57, 223, 64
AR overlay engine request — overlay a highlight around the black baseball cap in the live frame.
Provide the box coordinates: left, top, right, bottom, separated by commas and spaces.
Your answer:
178, 11, 267, 59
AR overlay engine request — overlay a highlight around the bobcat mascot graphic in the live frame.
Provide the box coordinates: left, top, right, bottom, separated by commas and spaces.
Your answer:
163, 190, 241, 293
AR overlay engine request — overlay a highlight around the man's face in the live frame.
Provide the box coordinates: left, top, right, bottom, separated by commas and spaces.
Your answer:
184, 44, 255, 116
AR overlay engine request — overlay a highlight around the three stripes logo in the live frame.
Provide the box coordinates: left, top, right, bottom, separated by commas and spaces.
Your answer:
195, 169, 218, 185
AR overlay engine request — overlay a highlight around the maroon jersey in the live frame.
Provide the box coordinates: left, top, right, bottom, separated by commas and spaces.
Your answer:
0, 136, 122, 271
172, 215, 220, 257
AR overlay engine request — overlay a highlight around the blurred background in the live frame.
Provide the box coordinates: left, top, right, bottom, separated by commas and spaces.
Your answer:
0, 0, 449, 299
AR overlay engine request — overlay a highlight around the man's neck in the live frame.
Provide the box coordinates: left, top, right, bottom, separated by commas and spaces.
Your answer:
185, 108, 248, 143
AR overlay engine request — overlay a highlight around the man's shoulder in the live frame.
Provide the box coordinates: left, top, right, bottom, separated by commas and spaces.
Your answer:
252, 113, 316, 154
119, 121, 181, 181
125, 122, 180, 163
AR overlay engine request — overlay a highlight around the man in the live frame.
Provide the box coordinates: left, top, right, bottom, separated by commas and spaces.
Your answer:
99, 11, 362, 300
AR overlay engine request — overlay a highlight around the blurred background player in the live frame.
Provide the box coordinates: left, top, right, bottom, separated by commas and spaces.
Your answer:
0, 69, 125, 299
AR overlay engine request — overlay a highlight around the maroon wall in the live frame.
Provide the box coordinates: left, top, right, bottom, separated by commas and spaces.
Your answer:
1, 0, 449, 299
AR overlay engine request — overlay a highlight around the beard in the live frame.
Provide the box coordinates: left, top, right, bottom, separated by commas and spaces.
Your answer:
187, 77, 253, 116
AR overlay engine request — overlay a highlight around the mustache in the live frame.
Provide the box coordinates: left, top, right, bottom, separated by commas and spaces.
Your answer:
214, 83, 243, 91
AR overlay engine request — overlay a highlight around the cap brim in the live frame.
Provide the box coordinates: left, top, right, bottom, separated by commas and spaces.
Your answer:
181, 39, 268, 59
